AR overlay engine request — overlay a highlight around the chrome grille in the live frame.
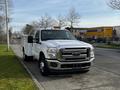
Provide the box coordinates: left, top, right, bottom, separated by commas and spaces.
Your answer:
60, 48, 90, 62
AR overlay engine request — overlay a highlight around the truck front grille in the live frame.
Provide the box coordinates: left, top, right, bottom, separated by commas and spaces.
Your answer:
60, 48, 90, 62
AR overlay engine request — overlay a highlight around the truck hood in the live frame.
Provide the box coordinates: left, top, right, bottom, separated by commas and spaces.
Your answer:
43, 40, 93, 49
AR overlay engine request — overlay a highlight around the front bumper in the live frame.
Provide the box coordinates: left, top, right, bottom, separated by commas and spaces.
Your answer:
46, 58, 94, 70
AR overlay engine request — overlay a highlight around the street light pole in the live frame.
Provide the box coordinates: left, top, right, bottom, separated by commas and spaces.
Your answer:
4, 0, 9, 51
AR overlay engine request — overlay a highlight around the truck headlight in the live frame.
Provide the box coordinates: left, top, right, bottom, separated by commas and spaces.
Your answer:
47, 48, 57, 53
90, 49, 94, 58
47, 48, 57, 59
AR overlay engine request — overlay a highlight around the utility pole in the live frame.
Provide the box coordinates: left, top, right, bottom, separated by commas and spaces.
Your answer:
4, 0, 9, 51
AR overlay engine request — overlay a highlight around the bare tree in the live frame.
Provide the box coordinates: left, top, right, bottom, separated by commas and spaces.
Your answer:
108, 0, 120, 10
0, 0, 12, 29
0, 16, 4, 30
67, 7, 80, 31
0, 0, 5, 31
31, 21, 41, 29
22, 24, 34, 35
22, 14, 56, 34
57, 14, 66, 29
0, 0, 12, 47
32, 14, 55, 29
40, 14, 54, 29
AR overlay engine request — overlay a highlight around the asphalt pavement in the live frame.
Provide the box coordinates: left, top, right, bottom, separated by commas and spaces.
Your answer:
11, 45, 120, 90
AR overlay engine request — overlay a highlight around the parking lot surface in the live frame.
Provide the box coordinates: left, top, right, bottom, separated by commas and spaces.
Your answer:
12, 45, 120, 90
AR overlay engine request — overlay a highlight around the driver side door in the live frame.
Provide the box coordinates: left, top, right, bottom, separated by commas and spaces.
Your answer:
33, 31, 40, 60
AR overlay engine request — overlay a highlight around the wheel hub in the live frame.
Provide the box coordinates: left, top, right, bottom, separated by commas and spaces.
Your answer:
40, 62, 44, 72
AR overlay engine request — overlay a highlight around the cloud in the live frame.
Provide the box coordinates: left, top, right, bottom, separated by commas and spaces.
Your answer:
11, 0, 120, 31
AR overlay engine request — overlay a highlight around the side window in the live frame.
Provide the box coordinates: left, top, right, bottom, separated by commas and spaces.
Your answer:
35, 31, 39, 43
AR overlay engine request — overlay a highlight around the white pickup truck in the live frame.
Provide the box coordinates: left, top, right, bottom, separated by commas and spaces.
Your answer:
22, 29, 95, 76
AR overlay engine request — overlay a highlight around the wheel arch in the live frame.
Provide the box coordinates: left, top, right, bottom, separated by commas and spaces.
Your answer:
22, 47, 24, 52
39, 51, 45, 60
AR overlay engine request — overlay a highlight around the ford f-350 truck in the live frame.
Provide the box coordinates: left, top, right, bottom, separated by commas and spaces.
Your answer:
22, 29, 95, 76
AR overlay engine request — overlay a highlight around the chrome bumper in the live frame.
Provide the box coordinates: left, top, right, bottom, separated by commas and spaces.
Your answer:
46, 58, 94, 70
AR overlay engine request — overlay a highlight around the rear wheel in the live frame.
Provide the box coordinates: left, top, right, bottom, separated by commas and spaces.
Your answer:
38, 54, 49, 76
23, 48, 33, 61
23, 50, 28, 61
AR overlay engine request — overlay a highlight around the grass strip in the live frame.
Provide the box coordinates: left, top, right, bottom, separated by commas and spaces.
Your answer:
0, 45, 38, 90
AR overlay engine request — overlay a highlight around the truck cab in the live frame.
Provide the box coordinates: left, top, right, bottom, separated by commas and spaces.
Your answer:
22, 29, 95, 76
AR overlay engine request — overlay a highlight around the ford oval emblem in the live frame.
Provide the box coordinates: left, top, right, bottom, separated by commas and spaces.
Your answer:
72, 52, 81, 56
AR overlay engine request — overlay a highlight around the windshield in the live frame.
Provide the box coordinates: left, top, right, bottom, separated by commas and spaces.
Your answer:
41, 30, 76, 41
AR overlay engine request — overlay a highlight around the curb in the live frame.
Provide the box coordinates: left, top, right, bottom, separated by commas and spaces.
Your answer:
11, 46, 44, 90
17, 57, 45, 90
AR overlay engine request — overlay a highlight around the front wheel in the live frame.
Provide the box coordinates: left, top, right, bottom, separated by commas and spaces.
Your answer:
23, 51, 28, 61
81, 69, 90, 73
38, 55, 50, 76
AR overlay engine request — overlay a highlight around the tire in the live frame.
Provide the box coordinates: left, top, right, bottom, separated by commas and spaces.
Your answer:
38, 54, 49, 76
23, 50, 28, 61
81, 69, 90, 73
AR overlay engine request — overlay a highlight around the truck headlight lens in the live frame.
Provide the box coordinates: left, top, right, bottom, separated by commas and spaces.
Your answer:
90, 49, 94, 58
47, 48, 57, 59
47, 48, 57, 53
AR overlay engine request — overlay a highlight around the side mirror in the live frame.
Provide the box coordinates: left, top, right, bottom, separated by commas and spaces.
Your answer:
28, 36, 33, 43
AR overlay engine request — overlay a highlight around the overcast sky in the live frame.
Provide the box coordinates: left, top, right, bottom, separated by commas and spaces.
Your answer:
11, 0, 120, 31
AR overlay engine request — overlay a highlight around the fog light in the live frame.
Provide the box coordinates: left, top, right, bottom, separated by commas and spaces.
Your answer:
50, 62, 58, 67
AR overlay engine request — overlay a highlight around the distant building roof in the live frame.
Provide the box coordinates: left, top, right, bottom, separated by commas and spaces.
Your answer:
66, 26, 113, 31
